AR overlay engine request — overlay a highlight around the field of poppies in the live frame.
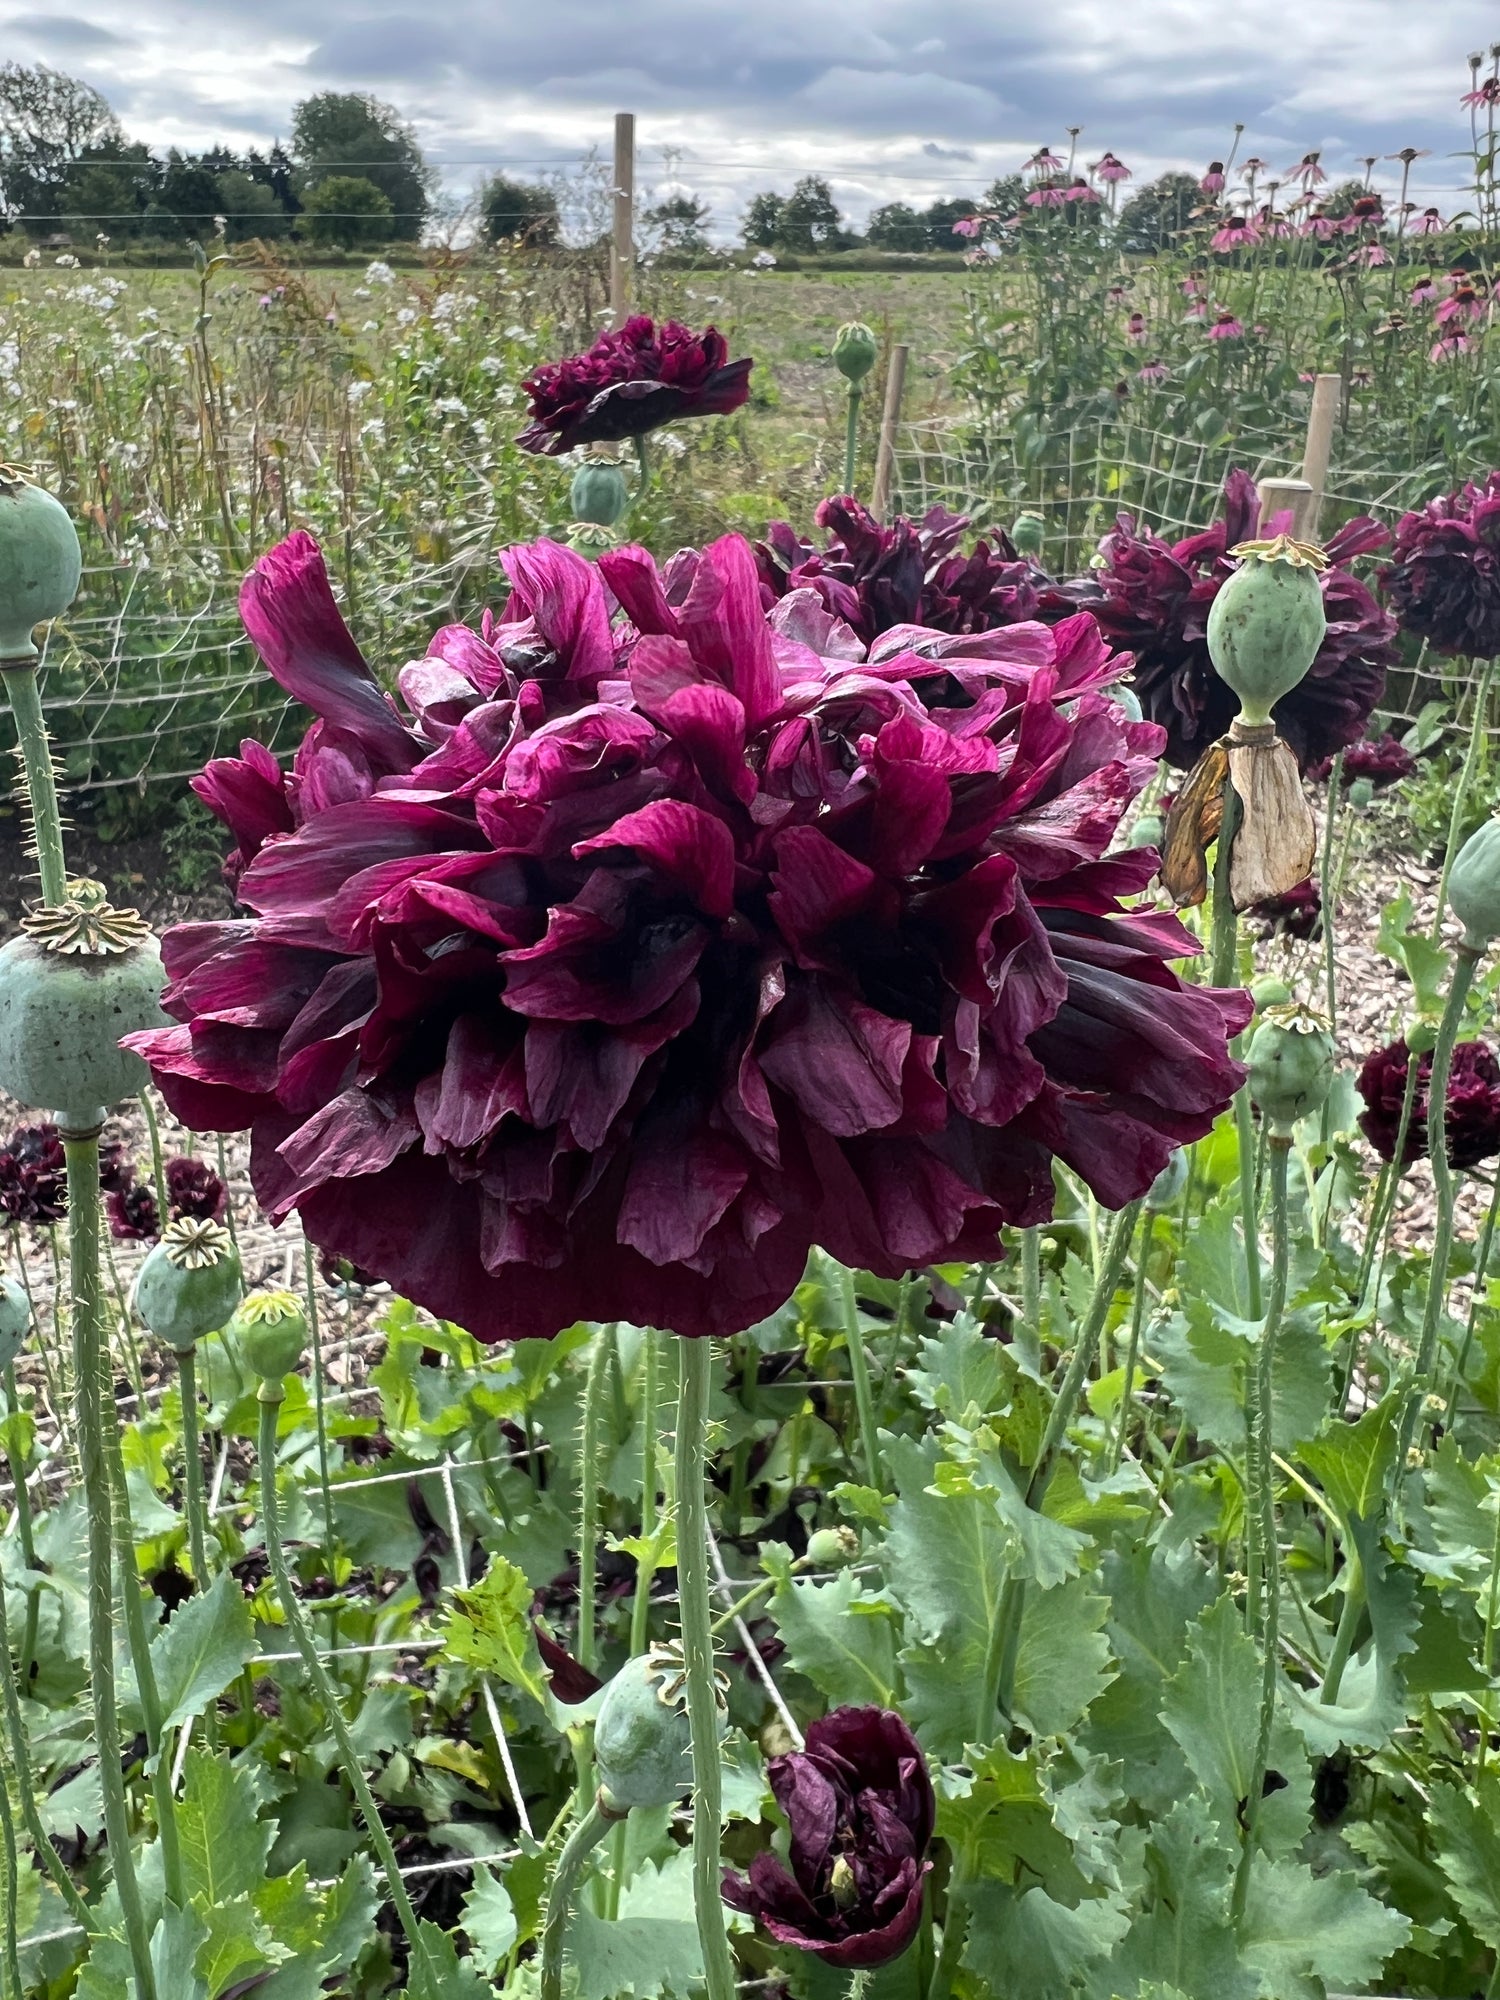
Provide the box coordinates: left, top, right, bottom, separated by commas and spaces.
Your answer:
4, 48, 1500, 2000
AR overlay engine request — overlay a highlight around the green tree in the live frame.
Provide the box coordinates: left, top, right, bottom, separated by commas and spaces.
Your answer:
299, 174, 394, 249
1116, 171, 1200, 253
144, 150, 222, 238
58, 141, 155, 240
479, 174, 559, 247
643, 193, 711, 254
215, 169, 288, 242
741, 190, 785, 247
0, 62, 123, 233
922, 197, 980, 249
866, 201, 926, 251
291, 91, 432, 240
777, 174, 842, 252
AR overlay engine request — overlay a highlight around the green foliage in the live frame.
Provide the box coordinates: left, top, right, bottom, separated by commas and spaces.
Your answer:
299, 174, 395, 249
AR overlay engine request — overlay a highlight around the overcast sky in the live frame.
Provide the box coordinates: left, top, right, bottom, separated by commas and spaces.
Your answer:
6, 1, 1496, 233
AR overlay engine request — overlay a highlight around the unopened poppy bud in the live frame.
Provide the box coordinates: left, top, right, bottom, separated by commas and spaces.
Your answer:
1147, 1150, 1188, 1208
1010, 512, 1046, 557
569, 461, 629, 529
230, 1288, 308, 1388
0, 468, 82, 660
1405, 1019, 1439, 1056
1208, 536, 1329, 726
805, 1526, 860, 1568
1447, 815, 1500, 949
1250, 975, 1292, 1011
1348, 777, 1375, 810
1247, 1002, 1336, 1134
1127, 811, 1163, 850
832, 321, 878, 385
0, 1276, 29, 1372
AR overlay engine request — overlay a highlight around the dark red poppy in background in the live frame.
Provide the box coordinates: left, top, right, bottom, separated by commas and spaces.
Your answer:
517, 317, 752, 456
1383, 471, 1500, 660
1357, 1036, 1500, 1169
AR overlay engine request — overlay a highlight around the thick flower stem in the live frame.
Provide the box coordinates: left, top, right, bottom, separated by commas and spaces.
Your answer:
1319, 752, 1343, 1063
63, 1131, 155, 2000
837, 1266, 883, 1488
1232, 1134, 1292, 1925
257, 1388, 432, 1978
1211, 779, 1264, 1319
2, 1367, 39, 1690
1397, 942, 1481, 1469
578, 1325, 614, 1675
1110, 1206, 1154, 1472
176, 1345, 213, 1584
674, 1337, 736, 2000
980, 1201, 1142, 1733
540, 1798, 621, 2000
1, 662, 67, 907
843, 386, 862, 496
1444, 1169, 1500, 1424
0, 1734, 18, 2000
630, 1330, 659, 1658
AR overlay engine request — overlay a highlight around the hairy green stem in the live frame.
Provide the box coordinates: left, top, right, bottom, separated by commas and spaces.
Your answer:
630, 1330, 659, 1658
2, 1368, 38, 1692
0, 1735, 18, 2000
1110, 1207, 1154, 1472
578, 1326, 614, 1675
64, 1131, 155, 2000
675, 1338, 736, 2000
141, 1090, 169, 1229
925, 1856, 972, 2000
540, 1798, 620, 2000
176, 1345, 213, 1585
1444, 1169, 1500, 1426
843, 385, 862, 495
1319, 1552, 1365, 1709
257, 1388, 431, 1973
1209, 779, 1242, 989
837, 1265, 883, 1488
1233, 1137, 1292, 1923
2, 662, 67, 907
1319, 753, 1343, 1069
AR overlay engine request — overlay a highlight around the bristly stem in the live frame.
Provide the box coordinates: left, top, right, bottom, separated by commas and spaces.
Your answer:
836, 1264, 883, 1488
1444, 1168, 1500, 1424
540, 1797, 622, 2000
674, 1338, 736, 2000
1, 1367, 39, 1691
257, 1386, 433, 1975
1110, 1205, 1154, 1473
843, 385, 862, 495
578, 1325, 615, 1675
0, 1730, 18, 2000
1, 662, 67, 907
141, 1089, 169, 1235
64, 1130, 155, 2000
630, 1329, 660, 1657
1233, 1135, 1293, 1923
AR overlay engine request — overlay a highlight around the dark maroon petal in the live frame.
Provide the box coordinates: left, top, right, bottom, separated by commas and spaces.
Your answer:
574, 799, 736, 919
500, 539, 615, 687
534, 1622, 604, 1703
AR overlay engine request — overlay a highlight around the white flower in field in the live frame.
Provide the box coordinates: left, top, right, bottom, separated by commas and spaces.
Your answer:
504, 324, 527, 339
346, 379, 373, 404
359, 417, 386, 442
477, 354, 506, 374
55, 254, 78, 268
137, 307, 160, 324
657, 431, 687, 456
750, 250, 776, 268
365, 260, 395, 286
0, 341, 18, 375
95, 293, 117, 313
433, 396, 468, 417
362, 319, 379, 332
21, 249, 40, 269
395, 307, 418, 327
493, 385, 517, 406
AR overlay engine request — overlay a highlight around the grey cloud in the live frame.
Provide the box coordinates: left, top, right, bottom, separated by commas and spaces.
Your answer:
5, 11, 133, 49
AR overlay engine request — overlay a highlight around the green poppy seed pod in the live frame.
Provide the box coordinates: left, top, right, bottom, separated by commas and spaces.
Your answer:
1348, 777, 1375, 811
0, 468, 82, 661
0, 888, 165, 1123
1246, 1003, 1336, 1135
1206, 535, 1328, 727
805, 1525, 861, 1568
1009, 512, 1046, 558
1112, 683, 1143, 723
134, 1219, 243, 1351
0, 1276, 31, 1372
594, 1642, 725, 1811
832, 321, 878, 385
1405, 1018, 1438, 1057
1146, 1149, 1188, 1209
1447, 814, 1500, 950
1127, 811, 1163, 851
1250, 974, 1292, 1012
229, 1288, 308, 1386
569, 461, 630, 529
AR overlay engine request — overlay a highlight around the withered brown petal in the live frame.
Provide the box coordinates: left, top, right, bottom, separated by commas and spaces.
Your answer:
1161, 740, 1230, 907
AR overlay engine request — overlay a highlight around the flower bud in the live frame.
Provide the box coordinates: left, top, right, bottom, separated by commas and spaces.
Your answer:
805, 1525, 860, 1568
1405, 1018, 1438, 1057
1207, 536, 1329, 727
1348, 777, 1375, 810
1246, 1002, 1336, 1134
1447, 814, 1500, 949
134, 1218, 242, 1352
229, 1288, 308, 1386
1009, 512, 1046, 558
0, 468, 82, 661
832, 321, 878, 386
0, 1276, 30, 1372
569, 461, 630, 529
1127, 811, 1163, 850
594, 1642, 725, 1810
1146, 1150, 1188, 1208
1250, 975, 1292, 1011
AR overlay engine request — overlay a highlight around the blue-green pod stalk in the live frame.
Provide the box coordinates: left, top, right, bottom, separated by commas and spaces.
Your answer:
0, 468, 82, 661
1207, 535, 1328, 727
135, 1219, 243, 1352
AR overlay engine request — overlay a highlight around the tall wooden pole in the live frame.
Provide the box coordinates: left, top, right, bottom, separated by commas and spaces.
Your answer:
1299, 372, 1340, 539
611, 112, 635, 327
871, 342, 909, 522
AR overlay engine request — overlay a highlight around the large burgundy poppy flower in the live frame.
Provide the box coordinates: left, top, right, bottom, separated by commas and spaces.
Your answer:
126, 529, 1248, 1342
517, 316, 752, 456
1383, 471, 1500, 659
1306, 732, 1418, 789
722, 1707, 934, 1969
1357, 1036, 1500, 1169
1083, 469, 1398, 769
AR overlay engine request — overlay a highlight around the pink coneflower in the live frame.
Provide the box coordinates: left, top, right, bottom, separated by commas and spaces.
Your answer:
1287, 150, 1327, 186
1206, 309, 1244, 340
1107, 283, 1128, 301
1024, 179, 1069, 207
951, 215, 982, 238
1091, 151, 1131, 183
1125, 310, 1148, 342
1062, 177, 1100, 203
1436, 281, 1489, 326
1025, 147, 1065, 174
1342, 194, 1386, 232
1410, 275, 1438, 306
1351, 366, 1374, 387
1137, 358, 1168, 383
1431, 332, 1473, 362
1199, 161, 1226, 195
1256, 203, 1292, 239
1360, 243, 1391, 267
1411, 207, 1447, 235
1185, 298, 1209, 320
1300, 209, 1338, 241
1462, 77, 1500, 107
1211, 213, 1261, 250
1181, 271, 1206, 297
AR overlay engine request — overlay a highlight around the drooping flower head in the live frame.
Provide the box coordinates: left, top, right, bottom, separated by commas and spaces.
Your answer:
1200, 162, 1226, 195
126, 530, 1249, 1341
517, 317, 753, 457
1085, 469, 1397, 768
1286, 150, 1327, 186
167, 1154, 229, 1223
722, 1708, 934, 1969
1251, 878, 1322, 941
1206, 310, 1245, 340
1357, 1037, 1500, 1169
108, 1179, 160, 1242
1091, 151, 1131, 183
1383, 472, 1500, 659
1211, 215, 1260, 251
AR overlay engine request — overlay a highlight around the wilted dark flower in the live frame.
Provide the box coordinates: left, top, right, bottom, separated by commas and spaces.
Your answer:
1383, 472, 1500, 659
1357, 1036, 1500, 1169
127, 530, 1248, 1341
108, 1179, 160, 1241
166, 1154, 228, 1223
1307, 732, 1417, 788
0, 1123, 67, 1225
722, 1707, 934, 1969
1251, 878, 1322, 941
1082, 468, 1398, 768
517, 316, 752, 456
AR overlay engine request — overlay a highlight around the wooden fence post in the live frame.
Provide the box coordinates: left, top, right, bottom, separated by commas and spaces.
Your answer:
610, 112, 635, 327
1300, 372, 1340, 538
871, 342, 909, 522
1256, 476, 1315, 537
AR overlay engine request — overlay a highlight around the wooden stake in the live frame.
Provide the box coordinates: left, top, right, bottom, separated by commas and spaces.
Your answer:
610, 112, 635, 327
871, 342, 909, 523
1299, 372, 1340, 538
1256, 476, 1315, 537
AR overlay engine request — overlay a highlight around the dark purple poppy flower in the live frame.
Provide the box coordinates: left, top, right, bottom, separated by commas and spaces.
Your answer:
1357, 1036, 1500, 1169
98, 1136, 133, 1196
0, 1123, 68, 1225
1306, 732, 1418, 788
126, 529, 1249, 1342
1383, 472, 1500, 659
1252, 877, 1322, 940
1079, 469, 1398, 768
722, 1707, 934, 1969
166, 1155, 228, 1223
533, 1619, 605, 1704
193, 739, 295, 892
108, 1179, 160, 1242
517, 316, 752, 457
